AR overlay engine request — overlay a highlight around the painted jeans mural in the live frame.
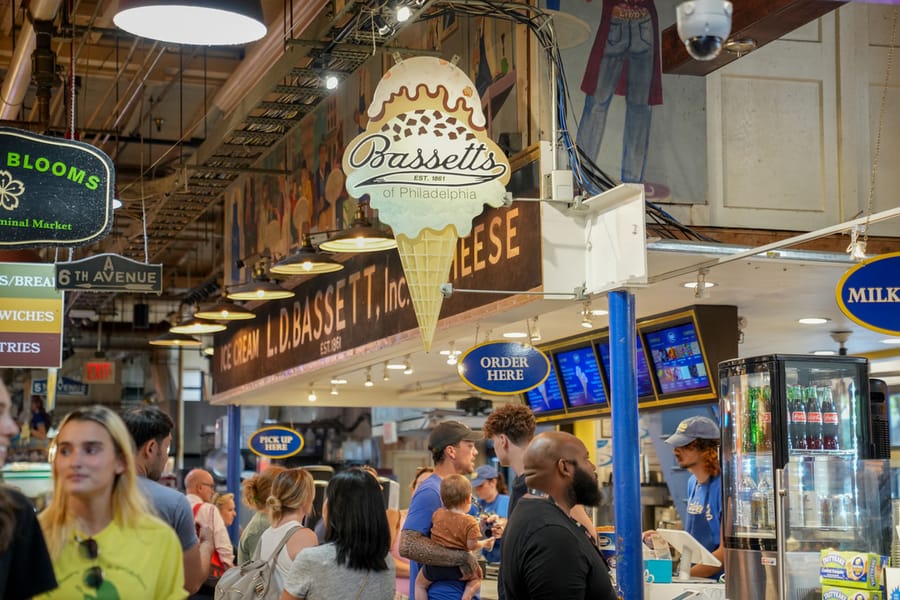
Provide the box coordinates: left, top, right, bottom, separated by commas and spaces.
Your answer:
578, 0, 663, 184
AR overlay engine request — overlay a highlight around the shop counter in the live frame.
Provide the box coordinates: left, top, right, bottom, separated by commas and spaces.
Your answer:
646, 580, 725, 599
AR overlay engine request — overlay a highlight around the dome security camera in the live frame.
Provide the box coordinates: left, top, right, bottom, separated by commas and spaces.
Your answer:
676, 0, 733, 61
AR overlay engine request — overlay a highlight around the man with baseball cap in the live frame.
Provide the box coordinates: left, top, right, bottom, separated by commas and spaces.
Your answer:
400, 421, 481, 600
648, 415, 724, 579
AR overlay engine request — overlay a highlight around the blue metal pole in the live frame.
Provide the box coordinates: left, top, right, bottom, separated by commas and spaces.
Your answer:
226, 404, 241, 546
609, 290, 643, 600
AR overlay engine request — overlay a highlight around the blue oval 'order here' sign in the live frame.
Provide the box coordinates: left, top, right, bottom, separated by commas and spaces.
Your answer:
457, 341, 551, 395
836, 251, 900, 336
248, 426, 304, 459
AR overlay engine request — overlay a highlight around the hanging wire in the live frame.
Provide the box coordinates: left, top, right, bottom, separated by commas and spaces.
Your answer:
862, 6, 898, 249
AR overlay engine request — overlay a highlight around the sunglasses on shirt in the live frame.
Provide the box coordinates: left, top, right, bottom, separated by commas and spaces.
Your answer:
77, 537, 104, 589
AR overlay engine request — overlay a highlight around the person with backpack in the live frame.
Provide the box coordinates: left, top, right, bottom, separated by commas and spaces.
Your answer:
280, 468, 395, 600
256, 468, 318, 590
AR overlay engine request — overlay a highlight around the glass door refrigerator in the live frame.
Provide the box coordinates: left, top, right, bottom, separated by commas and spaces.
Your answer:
719, 355, 891, 600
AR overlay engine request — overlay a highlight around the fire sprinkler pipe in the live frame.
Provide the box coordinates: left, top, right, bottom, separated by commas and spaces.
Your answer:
0, 0, 64, 120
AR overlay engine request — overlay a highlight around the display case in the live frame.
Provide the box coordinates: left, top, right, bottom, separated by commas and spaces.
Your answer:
719, 355, 891, 600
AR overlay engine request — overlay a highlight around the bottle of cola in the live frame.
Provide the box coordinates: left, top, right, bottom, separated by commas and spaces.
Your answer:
789, 385, 807, 450
805, 386, 823, 450
821, 386, 839, 450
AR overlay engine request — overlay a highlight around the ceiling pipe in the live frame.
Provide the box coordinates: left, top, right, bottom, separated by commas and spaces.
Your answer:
0, 0, 64, 120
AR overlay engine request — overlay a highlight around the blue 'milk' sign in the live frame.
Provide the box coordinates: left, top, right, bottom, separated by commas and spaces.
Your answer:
457, 341, 551, 395
836, 251, 900, 336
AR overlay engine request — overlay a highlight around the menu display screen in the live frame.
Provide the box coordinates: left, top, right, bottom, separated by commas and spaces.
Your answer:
597, 337, 655, 399
554, 346, 607, 407
524, 369, 566, 414
644, 321, 710, 395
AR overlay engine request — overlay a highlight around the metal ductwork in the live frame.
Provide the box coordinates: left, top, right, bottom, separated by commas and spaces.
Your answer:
0, 0, 63, 120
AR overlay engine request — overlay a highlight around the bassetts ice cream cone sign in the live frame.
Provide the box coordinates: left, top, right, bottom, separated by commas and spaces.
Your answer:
343, 56, 511, 351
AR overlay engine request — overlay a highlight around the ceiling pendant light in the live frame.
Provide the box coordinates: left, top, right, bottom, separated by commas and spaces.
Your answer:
270, 236, 344, 275
227, 279, 295, 301
170, 315, 227, 335
194, 298, 255, 321
318, 204, 397, 253
114, 0, 267, 46
149, 331, 202, 347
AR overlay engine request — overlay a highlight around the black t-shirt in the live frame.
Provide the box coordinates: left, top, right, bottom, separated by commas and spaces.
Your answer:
501, 496, 616, 600
0, 487, 57, 599
508, 472, 527, 516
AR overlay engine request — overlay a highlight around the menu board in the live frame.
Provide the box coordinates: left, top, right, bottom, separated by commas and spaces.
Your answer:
524, 368, 566, 414
643, 321, 710, 395
554, 346, 607, 407
597, 337, 655, 399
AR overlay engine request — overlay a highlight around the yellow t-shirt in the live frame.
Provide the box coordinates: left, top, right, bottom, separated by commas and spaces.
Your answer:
37, 514, 187, 600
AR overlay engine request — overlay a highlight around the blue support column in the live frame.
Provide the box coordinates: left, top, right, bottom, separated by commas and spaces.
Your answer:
226, 404, 241, 546
609, 290, 643, 600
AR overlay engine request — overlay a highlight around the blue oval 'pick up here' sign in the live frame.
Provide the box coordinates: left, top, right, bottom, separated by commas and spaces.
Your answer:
457, 341, 551, 395
248, 426, 304, 459
836, 251, 900, 336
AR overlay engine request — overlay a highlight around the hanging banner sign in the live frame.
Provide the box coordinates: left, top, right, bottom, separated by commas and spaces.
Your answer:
32, 376, 89, 397
55, 253, 163, 294
248, 426, 304, 459
0, 127, 114, 248
836, 251, 900, 335
0, 262, 62, 368
457, 341, 551, 395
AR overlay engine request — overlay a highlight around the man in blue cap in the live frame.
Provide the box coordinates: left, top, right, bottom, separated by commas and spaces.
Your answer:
470, 465, 509, 565
658, 415, 723, 579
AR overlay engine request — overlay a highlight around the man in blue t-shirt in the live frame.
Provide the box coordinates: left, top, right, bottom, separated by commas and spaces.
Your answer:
664, 416, 723, 579
401, 421, 481, 600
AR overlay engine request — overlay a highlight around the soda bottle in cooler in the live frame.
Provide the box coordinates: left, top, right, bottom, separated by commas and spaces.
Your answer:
805, 386, 823, 450
758, 380, 772, 451
789, 385, 807, 450
821, 386, 839, 450
744, 387, 759, 452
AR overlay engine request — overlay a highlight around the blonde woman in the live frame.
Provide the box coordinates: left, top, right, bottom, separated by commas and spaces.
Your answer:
213, 493, 237, 528
36, 405, 186, 599
237, 465, 285, 564
256, 468, 318, 591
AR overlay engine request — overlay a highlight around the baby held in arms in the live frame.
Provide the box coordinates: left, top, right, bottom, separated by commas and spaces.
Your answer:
415, 474, 495, 600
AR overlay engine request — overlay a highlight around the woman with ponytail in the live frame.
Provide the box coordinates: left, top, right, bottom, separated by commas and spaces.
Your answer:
237, 465, 285, 564
256, 468, 317, 591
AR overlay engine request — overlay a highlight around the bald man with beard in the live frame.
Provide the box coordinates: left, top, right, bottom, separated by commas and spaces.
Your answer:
500, 431, 616, 600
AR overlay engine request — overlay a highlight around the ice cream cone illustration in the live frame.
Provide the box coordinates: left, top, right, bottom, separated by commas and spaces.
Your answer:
343, 57, 511, 350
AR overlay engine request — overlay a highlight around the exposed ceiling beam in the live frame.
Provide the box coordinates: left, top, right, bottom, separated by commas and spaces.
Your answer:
661, 0, 844, 75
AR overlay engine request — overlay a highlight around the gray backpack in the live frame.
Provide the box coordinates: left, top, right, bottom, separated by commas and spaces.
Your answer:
215, 526, 300, 600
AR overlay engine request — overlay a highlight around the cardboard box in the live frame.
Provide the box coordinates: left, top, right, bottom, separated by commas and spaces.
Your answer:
820, 550, 887, 589
821, 584, 883, 600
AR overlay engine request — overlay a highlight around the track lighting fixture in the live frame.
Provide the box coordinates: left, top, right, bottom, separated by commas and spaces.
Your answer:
365, 366, 374, 387
383, 361, 390, 381
330, 384, 339, 396
396, 5, 412, 22
308, 386, 317, 402
529, 317, 542, 342
403, 355, 414, 375
324, 74, 339, 90
581, 302, 594, 329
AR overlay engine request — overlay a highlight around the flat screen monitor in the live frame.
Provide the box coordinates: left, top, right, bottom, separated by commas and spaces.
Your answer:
643, 321, 711, 396
554, 346, 608, 408
597, 337, 655, 400
523, 368, 566, 415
